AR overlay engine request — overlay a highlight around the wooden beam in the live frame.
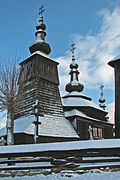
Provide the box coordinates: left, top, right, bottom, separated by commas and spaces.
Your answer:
108, 57, 120, 138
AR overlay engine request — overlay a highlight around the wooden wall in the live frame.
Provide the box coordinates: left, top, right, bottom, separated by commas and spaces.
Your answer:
76, 117, 113, 140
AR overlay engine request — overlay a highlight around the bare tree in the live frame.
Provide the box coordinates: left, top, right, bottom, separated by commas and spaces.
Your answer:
0, 62, 19, 145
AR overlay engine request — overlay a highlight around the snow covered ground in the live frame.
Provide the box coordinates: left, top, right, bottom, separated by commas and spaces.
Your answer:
0, 139, 120, 179
0, 170, 120, 180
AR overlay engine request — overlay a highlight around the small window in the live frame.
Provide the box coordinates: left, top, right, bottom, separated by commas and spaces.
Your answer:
98, 128, 103, 138
93, 127, 98, 138
93, 127, 103, 139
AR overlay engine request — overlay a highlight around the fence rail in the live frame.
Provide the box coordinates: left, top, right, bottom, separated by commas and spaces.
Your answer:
0, 139, 120, 171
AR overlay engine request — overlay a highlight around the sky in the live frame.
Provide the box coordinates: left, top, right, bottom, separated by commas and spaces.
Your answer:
0, 0, 120, 127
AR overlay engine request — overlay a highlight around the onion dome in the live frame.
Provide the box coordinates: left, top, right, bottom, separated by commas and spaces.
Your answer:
99, 85, 106, 110
29, 15, 51, 55
65, 44, 84, 93
70, 56, 78, 69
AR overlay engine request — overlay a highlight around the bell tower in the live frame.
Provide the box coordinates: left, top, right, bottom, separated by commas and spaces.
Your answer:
17, 7, 62, 118
15, 7, 79, 143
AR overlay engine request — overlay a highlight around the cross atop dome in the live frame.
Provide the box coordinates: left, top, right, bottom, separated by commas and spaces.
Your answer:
70, 43, 75, 56
99, 84, 106, 110
29, 6, 51, 55
100, 84, 104, 92
70, 43, 75, 61
39, 6, 45, 17
65, 44, 84, 93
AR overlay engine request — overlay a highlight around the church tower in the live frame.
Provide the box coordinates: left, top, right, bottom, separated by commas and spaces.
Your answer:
62, 44, 113, 140
13, 7, 79, 144
17, 7, 62, 119
65, 44, 84, 93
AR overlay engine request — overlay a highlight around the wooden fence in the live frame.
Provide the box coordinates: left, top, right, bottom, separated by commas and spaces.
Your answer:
0, 139, 120, 171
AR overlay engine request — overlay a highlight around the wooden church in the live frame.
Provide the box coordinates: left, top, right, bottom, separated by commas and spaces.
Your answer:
62, 44, 113, 140
0, 8, 113, 144
0, 10, 79, 144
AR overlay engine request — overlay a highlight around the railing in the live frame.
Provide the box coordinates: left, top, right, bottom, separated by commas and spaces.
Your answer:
0, 139, 120, 172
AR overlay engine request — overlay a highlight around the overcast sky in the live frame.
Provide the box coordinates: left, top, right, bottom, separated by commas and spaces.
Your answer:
0, 0, 120, 127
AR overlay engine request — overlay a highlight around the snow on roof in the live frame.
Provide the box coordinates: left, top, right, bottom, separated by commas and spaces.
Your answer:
65, 109, 113, 124
34, 51, 59, 64
20, 51, 59, 65
0, 115, 35, 137
63, 91, 92, 100
65, 109, 87, 118
111, 55, 120, 61
37, 115, 79, 138
0, 115, 79, 138
62, 92, 106, 112
108, 55, 120, 68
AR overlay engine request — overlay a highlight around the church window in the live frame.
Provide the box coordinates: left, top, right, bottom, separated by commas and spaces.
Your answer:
98, 128, 103, 138
93, 127, 97, 138
93, 127, 103, 138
